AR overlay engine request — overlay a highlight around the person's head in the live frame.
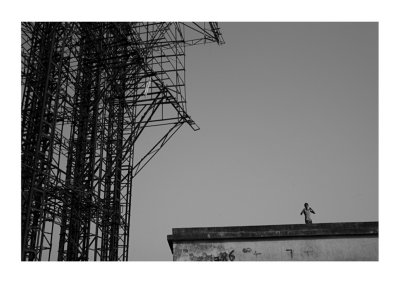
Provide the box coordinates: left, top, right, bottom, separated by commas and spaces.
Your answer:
304, 203, 309, 208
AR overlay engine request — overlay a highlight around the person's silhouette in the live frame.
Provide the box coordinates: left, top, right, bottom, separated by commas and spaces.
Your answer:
300, 203, 315, 224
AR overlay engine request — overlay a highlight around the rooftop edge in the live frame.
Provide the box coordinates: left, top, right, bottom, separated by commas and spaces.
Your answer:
167, 221, 378, 253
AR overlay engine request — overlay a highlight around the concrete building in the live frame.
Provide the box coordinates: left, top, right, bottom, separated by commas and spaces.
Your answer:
167, 222, 378, 261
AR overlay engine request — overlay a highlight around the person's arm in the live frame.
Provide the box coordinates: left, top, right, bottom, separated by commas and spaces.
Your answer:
300, 209, 304, 215
310, 208, 315, 214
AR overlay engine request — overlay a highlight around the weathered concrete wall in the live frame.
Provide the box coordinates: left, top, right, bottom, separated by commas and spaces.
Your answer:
173, 236, 378, 261
168, 222, 378, 261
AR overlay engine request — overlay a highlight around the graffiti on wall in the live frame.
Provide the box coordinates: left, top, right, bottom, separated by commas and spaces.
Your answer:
189, 250, 235, 261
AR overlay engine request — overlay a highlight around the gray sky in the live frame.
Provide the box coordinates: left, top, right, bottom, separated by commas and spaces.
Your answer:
131, 22, 378, 260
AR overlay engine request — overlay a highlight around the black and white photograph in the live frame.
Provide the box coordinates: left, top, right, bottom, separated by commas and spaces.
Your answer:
2, 0, 399, 282
20, 21, 378, 262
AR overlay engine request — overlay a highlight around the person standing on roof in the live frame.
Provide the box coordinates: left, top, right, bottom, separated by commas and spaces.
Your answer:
300, 202, 316, 224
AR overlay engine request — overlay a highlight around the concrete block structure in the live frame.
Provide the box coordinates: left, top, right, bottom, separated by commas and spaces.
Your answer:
167, 222, 378, 261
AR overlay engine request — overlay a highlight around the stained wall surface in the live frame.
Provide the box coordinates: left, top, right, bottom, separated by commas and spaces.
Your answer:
173, 236, 377, 261
168, 222, 378, 261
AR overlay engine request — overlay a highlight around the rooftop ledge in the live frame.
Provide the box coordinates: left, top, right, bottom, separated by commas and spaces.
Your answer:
167, 222, 378, 252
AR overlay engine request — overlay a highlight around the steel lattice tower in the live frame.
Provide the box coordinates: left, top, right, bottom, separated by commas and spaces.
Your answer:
21, 22, 224, 261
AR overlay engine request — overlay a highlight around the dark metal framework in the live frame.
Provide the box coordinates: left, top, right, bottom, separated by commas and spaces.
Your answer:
21, 22, 224, 261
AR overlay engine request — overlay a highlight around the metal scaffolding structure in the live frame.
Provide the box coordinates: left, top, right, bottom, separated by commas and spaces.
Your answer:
21, 22, 224, 261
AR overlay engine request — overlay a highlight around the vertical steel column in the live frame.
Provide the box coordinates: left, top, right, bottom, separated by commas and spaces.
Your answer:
21, 22, 224, 261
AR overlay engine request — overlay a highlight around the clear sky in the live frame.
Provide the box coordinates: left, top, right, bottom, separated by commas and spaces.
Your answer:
130, 22, 378, 260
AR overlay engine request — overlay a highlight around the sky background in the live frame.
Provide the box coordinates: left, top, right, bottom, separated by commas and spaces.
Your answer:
130, 22, 378, 260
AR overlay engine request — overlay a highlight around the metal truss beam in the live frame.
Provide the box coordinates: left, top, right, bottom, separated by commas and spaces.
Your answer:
21, 22, 224, 261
